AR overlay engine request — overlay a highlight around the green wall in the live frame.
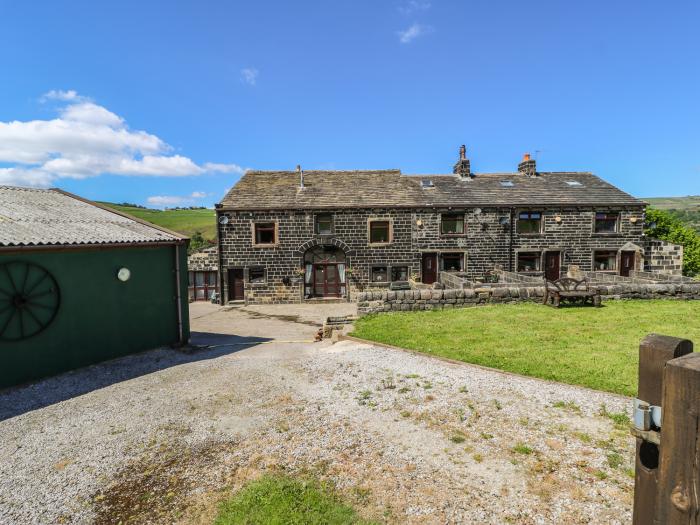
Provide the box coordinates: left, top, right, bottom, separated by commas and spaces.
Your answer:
0, 244, 190, 388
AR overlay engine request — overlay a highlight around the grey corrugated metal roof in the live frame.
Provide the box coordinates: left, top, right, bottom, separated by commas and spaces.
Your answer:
220, 170, 644, 210
0, 186, 185, 248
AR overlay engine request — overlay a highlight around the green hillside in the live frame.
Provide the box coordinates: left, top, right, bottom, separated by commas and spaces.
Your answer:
100, 203, 217, 241
645, 196, 700, 233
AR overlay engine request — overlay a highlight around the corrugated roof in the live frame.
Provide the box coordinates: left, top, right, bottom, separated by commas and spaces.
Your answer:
0, 186, 186, 248
220, 170, 644, 210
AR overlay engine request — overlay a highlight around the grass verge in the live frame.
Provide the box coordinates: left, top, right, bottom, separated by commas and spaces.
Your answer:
351, 300, 700, 396
214, 475, 376, 525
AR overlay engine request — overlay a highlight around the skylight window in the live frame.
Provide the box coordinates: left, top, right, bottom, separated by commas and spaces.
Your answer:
421, 179, 434, 188
565, 180, 582, 187
500, 180, 514, 187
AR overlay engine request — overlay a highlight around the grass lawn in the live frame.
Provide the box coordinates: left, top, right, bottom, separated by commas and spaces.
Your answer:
351, 300, 700, 397
214, 475, 375, 525
100, 203, 216, 240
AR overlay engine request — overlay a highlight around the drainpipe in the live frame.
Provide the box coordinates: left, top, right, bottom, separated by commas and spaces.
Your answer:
174, 243, 185, 345
509, 207, 515, 272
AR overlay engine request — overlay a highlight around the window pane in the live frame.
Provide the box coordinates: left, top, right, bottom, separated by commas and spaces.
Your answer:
517, 252, 541, 272
195, 272, 205, 286
316, 215, 333, 234
391, 266, 408, 281
442, 253, 463, 271
595, 212, 618, 233
207, 272, 217, 285
441, 215, 464, 235
517, 211, 541, 234
370, 221, 390, 243
371, 266, 388, 282
594, 251, 617, 270
255, 223, 276, 244
249, 267, 265, 283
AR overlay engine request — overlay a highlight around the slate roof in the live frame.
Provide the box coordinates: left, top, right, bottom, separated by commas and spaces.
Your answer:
220, 170, 644, 210
0, 186, 186, 248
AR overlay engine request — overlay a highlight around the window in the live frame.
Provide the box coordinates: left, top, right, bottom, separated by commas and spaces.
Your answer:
566, 180, 582, 187
369, 220, 390, 244
421, 179, 434, 189
315, 214, 333, 235
500, 180, 514, 187
517, 211, 542, 234
441, 253, 464, 272
595, 212, 619, 234
254, 222, 276, 245
594, 250, 617, 271
371, 266, 388, 282
391, 266, 408, 282
249, 267, 265, 283
441, 214, 465, 235
517, 252, 541, 273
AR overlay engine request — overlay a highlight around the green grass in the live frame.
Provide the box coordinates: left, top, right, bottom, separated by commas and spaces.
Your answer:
214, 475, 375, 525
99, 202, 216, 240
351, 301, 700, 396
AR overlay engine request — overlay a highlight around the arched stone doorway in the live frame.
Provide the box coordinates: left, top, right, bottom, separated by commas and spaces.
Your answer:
303, 246, 347, 298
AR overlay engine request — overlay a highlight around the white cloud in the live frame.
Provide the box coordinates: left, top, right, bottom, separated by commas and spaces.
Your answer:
0, 91, 241, 188
40, 89, 83, 102
398, 0, 431, 15
146, 190, 207, 208
240, 68, 259, 86
397, 23, 433, 43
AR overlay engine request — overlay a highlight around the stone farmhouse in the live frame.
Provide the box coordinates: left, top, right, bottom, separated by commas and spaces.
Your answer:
212, 147, 681, 304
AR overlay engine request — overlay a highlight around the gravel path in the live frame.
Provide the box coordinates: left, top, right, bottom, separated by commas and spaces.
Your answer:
0, 305, 635, 524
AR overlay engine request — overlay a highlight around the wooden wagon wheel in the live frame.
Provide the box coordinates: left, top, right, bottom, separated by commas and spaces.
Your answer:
0, 261, 60, 341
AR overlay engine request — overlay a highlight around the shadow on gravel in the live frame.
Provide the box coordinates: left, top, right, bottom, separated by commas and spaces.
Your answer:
0, 333, 270, 421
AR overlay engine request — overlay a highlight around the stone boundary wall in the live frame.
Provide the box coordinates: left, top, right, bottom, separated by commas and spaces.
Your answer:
357, 283, 700, 315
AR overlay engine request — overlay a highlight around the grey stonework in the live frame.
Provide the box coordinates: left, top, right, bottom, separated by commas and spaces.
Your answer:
357, 283, 700, 316
187, 246, 218, 272
215, 205, 671, 304
644, 239, 684, 275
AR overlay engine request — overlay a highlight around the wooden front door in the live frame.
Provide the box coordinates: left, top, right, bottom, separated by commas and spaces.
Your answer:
422, 253, 438, 284
227, 268, 244, 301
620, 251, 636, 277
544, 251, 561, 282
313, 264, 340, 297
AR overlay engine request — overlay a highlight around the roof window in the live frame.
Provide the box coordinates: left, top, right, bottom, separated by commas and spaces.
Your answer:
500, 180, 514, 187
565, 180, 582, 187
421, 179, 434, 189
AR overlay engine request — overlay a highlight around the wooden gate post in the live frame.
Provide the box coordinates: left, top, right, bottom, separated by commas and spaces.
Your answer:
655, 351, 700, 524
633, 334, 693, 525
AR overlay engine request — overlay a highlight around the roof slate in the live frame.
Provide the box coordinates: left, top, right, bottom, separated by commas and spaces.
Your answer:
220, 170, 643, 210
0, 186, 185, 248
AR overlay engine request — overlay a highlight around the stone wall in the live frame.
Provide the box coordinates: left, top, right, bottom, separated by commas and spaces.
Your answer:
217, 205, 650, 304
357, 282, 700, 315
187, 246, 218, 271
644, 239, 684, 275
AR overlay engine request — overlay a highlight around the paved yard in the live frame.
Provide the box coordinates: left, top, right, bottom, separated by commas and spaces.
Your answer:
0, 302, 634, 524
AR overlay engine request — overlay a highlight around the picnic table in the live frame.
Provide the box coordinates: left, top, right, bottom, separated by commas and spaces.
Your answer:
543, 277, 602, 307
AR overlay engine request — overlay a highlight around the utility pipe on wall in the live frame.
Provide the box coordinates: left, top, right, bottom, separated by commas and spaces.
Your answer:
174, 243, 185, 345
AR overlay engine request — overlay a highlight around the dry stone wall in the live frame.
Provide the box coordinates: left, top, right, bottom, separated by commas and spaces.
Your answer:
357, 282, 700, 315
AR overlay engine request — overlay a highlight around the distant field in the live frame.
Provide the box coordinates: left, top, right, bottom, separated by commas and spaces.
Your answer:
100, 203, 216, 240
644, 195, 700, 210
645, 195, 700, 232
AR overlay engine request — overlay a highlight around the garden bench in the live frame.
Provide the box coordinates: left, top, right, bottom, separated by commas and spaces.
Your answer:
543, 277, 601, 307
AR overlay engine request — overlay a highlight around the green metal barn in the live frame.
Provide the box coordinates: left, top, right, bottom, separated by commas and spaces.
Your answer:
0, 186, 190, 388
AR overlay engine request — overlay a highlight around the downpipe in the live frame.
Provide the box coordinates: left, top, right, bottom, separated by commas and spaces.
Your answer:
175, 243, 185, 345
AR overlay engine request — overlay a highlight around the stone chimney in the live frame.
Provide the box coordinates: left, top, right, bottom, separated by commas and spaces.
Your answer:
452, 145, 472, 179
518, 153, 537, 177
297, 164, 304, 189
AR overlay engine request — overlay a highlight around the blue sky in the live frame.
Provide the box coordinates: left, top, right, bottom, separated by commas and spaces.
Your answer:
0, 0, 698, 207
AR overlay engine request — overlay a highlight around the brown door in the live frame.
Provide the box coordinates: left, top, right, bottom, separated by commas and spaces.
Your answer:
227, 268, 244, 301
544, 252, 561, 282
620, 251, 635, 277
313, 264, 340, 297
421, 253, 438, 284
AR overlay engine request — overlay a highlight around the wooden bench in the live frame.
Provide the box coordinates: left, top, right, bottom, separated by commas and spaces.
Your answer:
543, 277, 602, 307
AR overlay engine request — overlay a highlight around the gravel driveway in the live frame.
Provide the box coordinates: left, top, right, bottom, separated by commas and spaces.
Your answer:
0, 302, 634, 524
